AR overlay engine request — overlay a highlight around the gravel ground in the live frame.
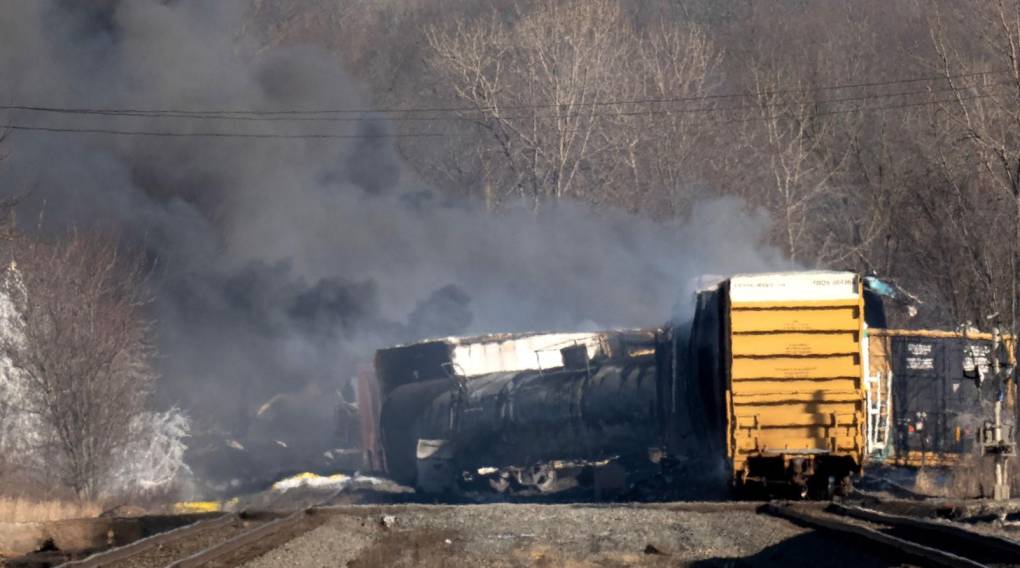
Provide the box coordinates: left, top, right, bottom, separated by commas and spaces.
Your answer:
242, 503, 897, 567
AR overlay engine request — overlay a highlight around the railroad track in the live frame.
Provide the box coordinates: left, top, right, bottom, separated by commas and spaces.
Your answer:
50, 498, 1020, 567
54, 485, 354, 568
55, 509, 323, 568
766, 501, 1020, 568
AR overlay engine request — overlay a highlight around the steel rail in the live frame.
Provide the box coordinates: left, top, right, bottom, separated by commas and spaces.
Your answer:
830, 503, 1020, 560
765, 502, 990, 568
164, 508, 314, 568
57, 513, 234, 568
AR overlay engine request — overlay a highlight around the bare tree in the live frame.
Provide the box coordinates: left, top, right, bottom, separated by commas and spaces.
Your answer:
618, 22, 720, 217
425, 0, 718, 213
925, 0, 1020, 332
0, 129, 19, 480
1, 233, 156, 499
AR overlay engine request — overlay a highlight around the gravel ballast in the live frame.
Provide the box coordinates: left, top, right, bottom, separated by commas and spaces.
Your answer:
242, 503, 897, 567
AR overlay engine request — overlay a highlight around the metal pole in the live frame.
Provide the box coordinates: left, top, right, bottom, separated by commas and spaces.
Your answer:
993, 399, 1010, 500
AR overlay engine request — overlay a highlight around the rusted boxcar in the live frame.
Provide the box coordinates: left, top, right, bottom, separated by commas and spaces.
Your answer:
690, 271, 866, 496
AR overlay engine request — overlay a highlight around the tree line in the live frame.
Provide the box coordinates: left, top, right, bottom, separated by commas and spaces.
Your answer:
252, 0, 1020, 334
0, 199, 184, 500
3, 0, 1020, 499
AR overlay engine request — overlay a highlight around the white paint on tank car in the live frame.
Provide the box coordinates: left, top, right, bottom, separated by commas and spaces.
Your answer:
444, 332, 607, 377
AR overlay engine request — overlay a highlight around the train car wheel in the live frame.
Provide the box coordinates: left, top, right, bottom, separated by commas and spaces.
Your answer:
837, 475, 854, 497
489, 475, 511, 494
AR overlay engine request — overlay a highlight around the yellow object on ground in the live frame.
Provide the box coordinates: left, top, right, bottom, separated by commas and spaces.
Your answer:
172, 501, 222, 513
271, 472, 350, 492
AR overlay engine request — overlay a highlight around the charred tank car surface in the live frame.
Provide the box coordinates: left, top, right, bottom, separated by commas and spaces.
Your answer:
374, 330, 661, 491
413, 356, 661, 494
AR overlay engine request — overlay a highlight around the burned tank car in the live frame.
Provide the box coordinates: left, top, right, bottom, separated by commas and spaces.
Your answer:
374, 330, 662, 487
410, 356, 661, 493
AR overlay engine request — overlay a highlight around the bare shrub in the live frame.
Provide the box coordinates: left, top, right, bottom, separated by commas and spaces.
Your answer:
1, 232, 157, 500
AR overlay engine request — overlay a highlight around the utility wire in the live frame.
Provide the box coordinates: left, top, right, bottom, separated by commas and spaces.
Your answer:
1, 77, 1011, 128
689, 89, 993, 129
0, 124, 442, 139
0, 74, 1006, 139
0, 67, 1010, 118
0, 88, 998, 140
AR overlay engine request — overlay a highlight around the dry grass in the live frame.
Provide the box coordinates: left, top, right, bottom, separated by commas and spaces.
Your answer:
0, 497, 102, 523
914, 454, 1020, 498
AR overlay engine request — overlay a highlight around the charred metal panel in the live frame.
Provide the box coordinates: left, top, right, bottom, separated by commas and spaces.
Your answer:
379, 377, 456, 484
686, 287, 726, 456
375, 341, 453, 398
376, 331, 658, 399
561, 344, 590, 370
355, 365, 385, 473
412, 357, 659, 476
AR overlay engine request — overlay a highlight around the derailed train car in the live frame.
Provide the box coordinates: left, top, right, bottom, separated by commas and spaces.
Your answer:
687, 272, 868, 496
412, 355, 662, 494
371, 270, 1015, 498
375, 271, 878, 497
375, 330, 660, 490
864, 329, 1017, 467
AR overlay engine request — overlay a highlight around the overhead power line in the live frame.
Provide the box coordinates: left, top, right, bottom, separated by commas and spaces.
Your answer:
689, 89, 995, 129
0, 88, 999, 140
0, 124, 442, 140
0, 70, 1009, 140
1, 77, 1012, 125
0, 75, 1010, 136
0, 67, 1010, 119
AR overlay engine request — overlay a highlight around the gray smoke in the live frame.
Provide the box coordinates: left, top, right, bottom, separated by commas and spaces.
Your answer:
0, 1, 789, 491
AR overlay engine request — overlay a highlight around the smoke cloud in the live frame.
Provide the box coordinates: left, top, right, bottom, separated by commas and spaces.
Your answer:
0, 1, 788, 492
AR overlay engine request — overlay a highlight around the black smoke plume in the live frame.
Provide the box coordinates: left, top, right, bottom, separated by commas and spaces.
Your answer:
0, 1, 787, 493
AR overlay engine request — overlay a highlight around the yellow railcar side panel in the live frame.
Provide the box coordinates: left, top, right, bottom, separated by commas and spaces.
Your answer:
730, 332, 859, 357
726, 282, 865, 483
731, 391, 862, 404
733, 432, 861, 452
732, 402, 859, 421
737, 426, 859, 442
734, 433, 860, 452
731, 355, 859, 380
730, 307, 860, 332
733, 411, 859, 429
727, 377, 859, 396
